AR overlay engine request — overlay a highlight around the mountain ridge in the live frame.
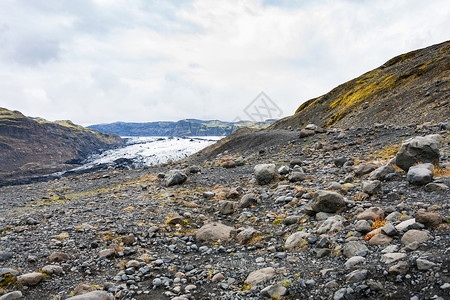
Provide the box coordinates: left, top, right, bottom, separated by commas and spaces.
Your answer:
0, 107, 123, 180
88, 119, 276, 136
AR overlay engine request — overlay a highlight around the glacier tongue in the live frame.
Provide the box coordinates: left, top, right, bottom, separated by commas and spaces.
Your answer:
72, 136, 222, 171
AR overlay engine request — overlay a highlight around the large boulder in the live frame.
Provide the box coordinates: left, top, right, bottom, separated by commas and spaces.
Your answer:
407, 163, 433, 185
309, 190, 346, 214
254, 164, 276, 185
195, 223, 234, 242
395, 134, 442, 171
69, 291, 113, 300
165, 170, 187, 186
284, 231, 310, 251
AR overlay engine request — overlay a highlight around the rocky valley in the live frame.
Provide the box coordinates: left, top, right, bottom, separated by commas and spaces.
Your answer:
0, 41, 449, 300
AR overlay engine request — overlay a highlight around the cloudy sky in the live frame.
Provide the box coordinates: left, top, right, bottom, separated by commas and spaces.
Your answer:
0, 0, 448, 125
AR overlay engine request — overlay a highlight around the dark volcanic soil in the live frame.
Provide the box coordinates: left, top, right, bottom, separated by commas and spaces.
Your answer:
0, 123, 449, 300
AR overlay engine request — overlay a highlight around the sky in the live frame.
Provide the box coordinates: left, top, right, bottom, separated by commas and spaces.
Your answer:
0, 0, 448, 126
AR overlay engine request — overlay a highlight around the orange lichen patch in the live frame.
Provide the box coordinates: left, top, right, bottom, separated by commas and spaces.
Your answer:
371, 217, 387, 231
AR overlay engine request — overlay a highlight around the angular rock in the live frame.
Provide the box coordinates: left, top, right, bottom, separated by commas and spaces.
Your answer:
407, 164, 433, 185
380, 253, 407, 264
260, 283, 288, 298
424, 182, 449, 192
401, 229, 431, 244
368, 234, 393, 246
42, 265, 63, 276
357, 207, 384, 220
236, 228, 261, 245
195, 223, 234, 242
245, 267, 276, 286
289, 166, 305, 182
165, 170, 188, 187
344, 256, 365, 270
254, 164, 276, 185
219, 201, 235, 215
381, 223, 399, 237
369, 165, 396, 181
396, 134, 442, 171
346, 269, 368, 283
388, 261, 409, 275
317, 215, 345, 234
17, 272, 42, 286
362, 180, 382, 195
278, 165, 290, 175
98, 249, 115, 259
309, 190, 346, 214
415, 211, 442, 228
284, 215, 301, 225
416, 258, 436, 271
343, 241, 369, 258
395, 218, 416, 231
355, 163, 378, 177
355, 220, 371, 233
285, 231, 310, 251
239, 193, 257, 208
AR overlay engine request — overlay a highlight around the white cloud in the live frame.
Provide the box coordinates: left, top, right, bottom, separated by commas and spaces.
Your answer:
0, 0, 448, 125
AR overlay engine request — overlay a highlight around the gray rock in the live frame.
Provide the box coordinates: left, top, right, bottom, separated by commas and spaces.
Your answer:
0, 291, 23, 300
362, 180, 382, 195
380, 253, 407, 264
317, 215, 345, 234
285, 231, 310, 251
284, 215, 301, 225
254, 164, 276, 185
396, 134, 442, 171
381, 223, 399, 237
260, 283, 288, 298
415, 211, 442, 227
239, 193, 257, 208
344, 256, 365, 269
354, 163, 378, 177
299, 129, 315, 138
316, 248, 332, 258
98, 249, 115, 259
236, 228, 260, 245
203, 191, 215, 199
369, 165, 396, 181
219, 201, 235, 215
17, 272, 42, 286
0, 251, 13, 262
69, 291, 113, 300
407, 164, 433, 185
346, 269, 367, 283
245, 267, 275, 285
309, 190, 346, 213
42, 265, 63, 276
305, 124, 318, 131
0, 268, 19, 277
289, 169, 306, 182
401, 229, 431, 244
416, 258, 436, 270
195, 223, 234, 242
424, 182, 449, 192
278, 165, 290, 175
388, 261, 409, 275
343, 241, 369, 258
334, 288, 347, 300
334, 157, 347, 168
355, 220, 371, 233
165, 170, 187, 186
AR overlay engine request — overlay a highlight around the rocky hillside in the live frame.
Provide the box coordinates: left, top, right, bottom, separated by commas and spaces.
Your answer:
88, 119, 276, 137
0, 108, 123, 180
271, 40, 449, 130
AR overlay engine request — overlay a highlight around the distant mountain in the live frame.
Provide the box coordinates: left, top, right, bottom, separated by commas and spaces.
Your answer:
88, 119, 277, 136
270, 40, 449, 130
0, 108, 123, 180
